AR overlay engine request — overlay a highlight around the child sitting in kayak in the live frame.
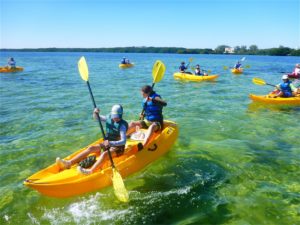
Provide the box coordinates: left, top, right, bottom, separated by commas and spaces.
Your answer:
56, 105, 128, 175
194, 64, 207, 76
288, 63, 300, 79
271, 74, 297, 98
234, 61, 242, 70
121, 57, 128, 64
179, 62, 187, 73
128, 85, 167, 147
7, 57, 16, 69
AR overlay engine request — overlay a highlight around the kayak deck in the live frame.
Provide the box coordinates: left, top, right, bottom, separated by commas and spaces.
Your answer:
249, 94, 300, 105
231, 68, 243, 74
0, 66, 24, 73
24, 120, 178, 198
119, 63, 134, 68
173, 72, 218, 82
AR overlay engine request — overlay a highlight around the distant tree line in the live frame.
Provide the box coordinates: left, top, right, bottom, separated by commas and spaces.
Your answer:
1, 45, 299, 56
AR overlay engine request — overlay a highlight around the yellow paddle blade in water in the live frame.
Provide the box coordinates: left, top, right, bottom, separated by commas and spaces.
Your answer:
78, 56, 89, 81
152, 60, 166, 83
223, 66, 228, 70
245, 65, 251, 68
189, 57, 193, 63
252, 77, 266, 86
112, 169, 129, 202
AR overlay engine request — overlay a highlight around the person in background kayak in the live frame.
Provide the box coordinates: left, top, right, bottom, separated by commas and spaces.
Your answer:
234, 61, 242, 70
194, 64, 207, 76
121, 57, 127, 64
179, 62, 187, 73
128, 85, 167, 146
7, 57, 16, 69
272, 74, 297, 98
56, 104, 128, 175
288, 63, 300, 79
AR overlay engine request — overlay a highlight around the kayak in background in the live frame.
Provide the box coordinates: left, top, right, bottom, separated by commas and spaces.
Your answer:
24, 120, 178, 198
249, 94, 300, 105
119, 63, 134, 69
231, 68, 243, 74
0, 66, 24, 73
173, 72, 218, 82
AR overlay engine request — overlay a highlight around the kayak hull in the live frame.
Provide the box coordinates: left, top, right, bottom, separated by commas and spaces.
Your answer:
173, 73, 218, 82
231, 68, 243, 74
24, 121, 178, 198
0, 66, 24, 73
119, 63, 134, 68
249, 94, 300, 105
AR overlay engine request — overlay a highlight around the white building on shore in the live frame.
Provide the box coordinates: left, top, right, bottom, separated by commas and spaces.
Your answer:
224, 47, 235, 54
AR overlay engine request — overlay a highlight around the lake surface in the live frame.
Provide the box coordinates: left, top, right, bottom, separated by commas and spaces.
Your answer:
0, 52, 299, 225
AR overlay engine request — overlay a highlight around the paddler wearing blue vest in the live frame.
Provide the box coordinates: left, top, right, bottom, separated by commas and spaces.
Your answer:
128, 85, 167, 146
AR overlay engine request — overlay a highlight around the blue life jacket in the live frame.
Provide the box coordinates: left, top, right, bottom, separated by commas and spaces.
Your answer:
8, 61, 16, 67
105, 114, 128, 141
279, 81, 292, 93
143, 93, 163, 122
121, 59, 126, 64
179, 65, 187, 71
235, 63, 241, 69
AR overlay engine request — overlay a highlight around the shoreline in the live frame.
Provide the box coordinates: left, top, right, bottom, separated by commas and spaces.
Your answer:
1, 46, 299, 56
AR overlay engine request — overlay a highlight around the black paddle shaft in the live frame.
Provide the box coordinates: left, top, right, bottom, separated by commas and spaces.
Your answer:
86, 81, 115, 168
266, 83, 277, 87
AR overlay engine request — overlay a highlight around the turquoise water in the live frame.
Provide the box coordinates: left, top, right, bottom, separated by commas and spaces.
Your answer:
0, 52, 299, 225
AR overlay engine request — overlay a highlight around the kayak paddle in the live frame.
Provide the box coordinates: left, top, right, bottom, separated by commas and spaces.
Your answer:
186, 57, 193, 69
140, 60, 166, 119
78, 56, 129, 202
252, 77, 277, 87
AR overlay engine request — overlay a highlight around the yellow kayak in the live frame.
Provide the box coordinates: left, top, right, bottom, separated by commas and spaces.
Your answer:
173, 72, 218, 82
249, 94, 300, 105
24, 120, 178, 198
231, 68, 243, 74
119, 63, 134, 69
0, 66, 24, 73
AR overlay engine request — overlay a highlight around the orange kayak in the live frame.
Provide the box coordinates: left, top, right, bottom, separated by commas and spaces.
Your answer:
231, 68, 243, 74
249, 94, 300, 105
119, 63, 134, 68
24, 120, 178, 198
0, 66, 24, 73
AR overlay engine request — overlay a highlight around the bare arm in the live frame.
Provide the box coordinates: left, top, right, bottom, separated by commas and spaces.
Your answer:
152, 96, 167, 107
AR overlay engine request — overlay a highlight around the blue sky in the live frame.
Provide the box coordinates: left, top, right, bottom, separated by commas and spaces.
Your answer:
1, 0, 299, 49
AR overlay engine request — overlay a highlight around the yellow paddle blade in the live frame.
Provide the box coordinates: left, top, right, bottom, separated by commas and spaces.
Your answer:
207, 70, 212, 74
189, 57, 193, 63
252, 77, 266, 86
245, 65, 251, 68
78, 56, 89, 81
112, 169, 129, 202
223, 66, 228, 70
152, 60, 166, 83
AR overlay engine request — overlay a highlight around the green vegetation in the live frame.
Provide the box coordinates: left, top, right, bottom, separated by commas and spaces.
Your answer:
1, 45, 299, 56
